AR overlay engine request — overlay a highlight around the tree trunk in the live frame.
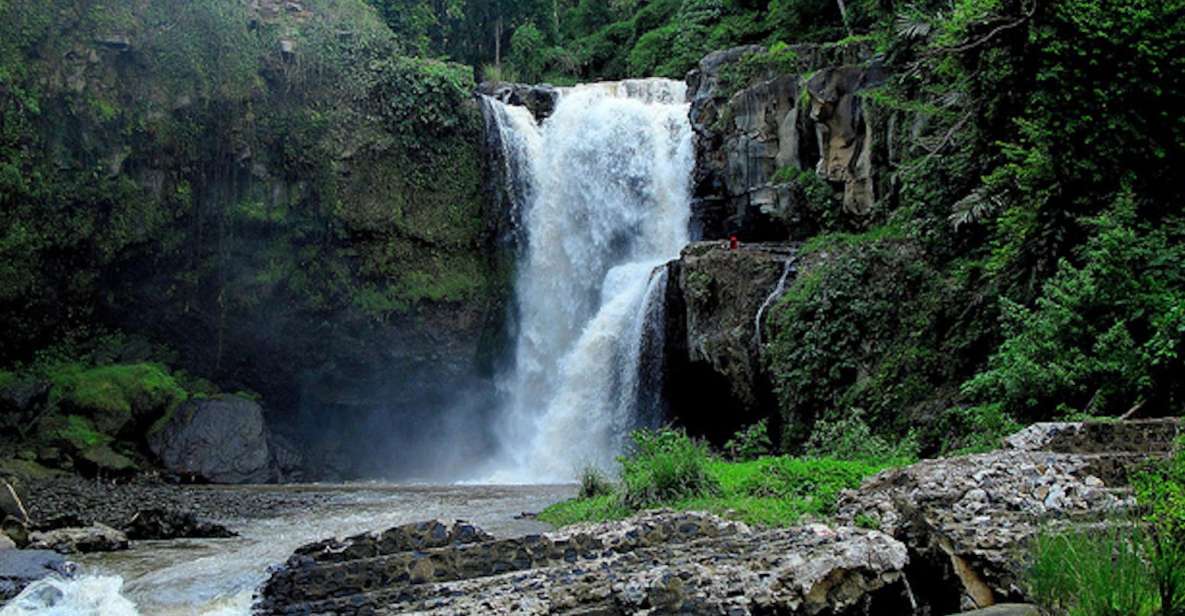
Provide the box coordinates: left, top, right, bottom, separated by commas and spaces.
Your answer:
494, 15, 503, 66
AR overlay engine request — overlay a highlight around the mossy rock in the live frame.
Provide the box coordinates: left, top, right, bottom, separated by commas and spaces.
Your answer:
49, 363, 188, 435
78, 445, 138, 475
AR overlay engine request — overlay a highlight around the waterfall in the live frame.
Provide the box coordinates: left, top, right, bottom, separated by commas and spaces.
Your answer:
754, 257, 797, 348
481, 80, 693, 483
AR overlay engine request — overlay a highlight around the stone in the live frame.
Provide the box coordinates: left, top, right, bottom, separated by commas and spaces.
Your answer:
954, 605, 1040, 616
1, 516, 27, 548
0, 535, 13, 551
686, 43, 883, 240
27, 523, 129, 554
148, 396, 272, 484
0, 549, 75, 603
806, 65, 886, 215
477, 81, 560, 123
255, 511, 913, 615
836, 420, 1177, 612
123, 509, 237, 541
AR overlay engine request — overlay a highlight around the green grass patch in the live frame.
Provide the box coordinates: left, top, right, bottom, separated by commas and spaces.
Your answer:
537, 494, 631, 526
539, 429, 897, 529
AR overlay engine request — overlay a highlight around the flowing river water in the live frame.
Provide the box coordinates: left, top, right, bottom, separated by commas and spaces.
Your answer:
1, 484, 572, 615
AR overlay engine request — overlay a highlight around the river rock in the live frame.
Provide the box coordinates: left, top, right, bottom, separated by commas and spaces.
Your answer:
123, 508, 237, 541
148, 396, 271, 484
0, 535, 13, 551
27, 523, 129, 554
836, 419, 1179, 612
255, 511, 913, 615
0, 549, 75, 603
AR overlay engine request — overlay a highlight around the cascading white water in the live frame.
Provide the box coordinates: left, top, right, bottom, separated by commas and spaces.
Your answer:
483, 80, 693, 483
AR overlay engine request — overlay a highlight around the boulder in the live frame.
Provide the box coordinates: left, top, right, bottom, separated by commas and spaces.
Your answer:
1, 517, 28, 548
954, 605, 1040, 616
27, 523, 129, 554
477, 82, 560, 123
0, 535, 12, 551
836, 419, 1179, 612
0, 549, 75, 603
255, 511, 913, 615
123, 508, 237, 541
148, 396, 271, 484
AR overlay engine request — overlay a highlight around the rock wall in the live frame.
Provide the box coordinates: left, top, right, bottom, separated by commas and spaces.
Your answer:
663, 242, 796, 442
686, 44, 886, 241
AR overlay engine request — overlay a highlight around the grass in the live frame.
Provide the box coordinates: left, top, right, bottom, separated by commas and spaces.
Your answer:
539, 429, 897, 528
1028, 528, 1161, 616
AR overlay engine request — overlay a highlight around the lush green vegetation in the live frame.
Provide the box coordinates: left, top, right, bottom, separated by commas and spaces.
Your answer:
363, 0, 888, 82
539, 427, 900, 527
1026, 439, 1185, 616
0, 0, 500, 439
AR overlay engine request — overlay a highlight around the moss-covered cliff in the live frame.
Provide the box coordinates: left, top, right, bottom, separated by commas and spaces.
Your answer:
0, 0, 504, 477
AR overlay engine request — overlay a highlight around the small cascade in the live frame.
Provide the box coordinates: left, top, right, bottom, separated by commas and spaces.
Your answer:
754, 257, 797, 348
481, 80, 693, 482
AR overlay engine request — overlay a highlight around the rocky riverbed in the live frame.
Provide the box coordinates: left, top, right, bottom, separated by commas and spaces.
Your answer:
1, 420, 1178, 614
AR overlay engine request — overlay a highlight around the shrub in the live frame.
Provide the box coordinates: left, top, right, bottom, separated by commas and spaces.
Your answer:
736, 456, 879, 514
804, 409, 918, 464
724, 420, 773, 461
579, 466, 615, 499
620, 428, 718, 508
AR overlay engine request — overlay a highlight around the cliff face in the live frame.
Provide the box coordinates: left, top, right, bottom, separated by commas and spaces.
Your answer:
686, 44, 887, 242
0, 0, 506, 477
666, 44, 891, 441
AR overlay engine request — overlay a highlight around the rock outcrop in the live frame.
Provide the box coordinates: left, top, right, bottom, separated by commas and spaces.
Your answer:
255, 511, 913, 615
123, 508, 237, 541
27, 523, 130, 554
664, 242, 796, 440
836, 419, 1180, 613
149, 396, 272, 484
478, 82, 560, 122
686, 44, 885, 240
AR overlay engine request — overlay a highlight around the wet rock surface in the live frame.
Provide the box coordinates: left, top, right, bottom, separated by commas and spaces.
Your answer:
256, 511, 912, 615
836, 419, 1179, 612
0, 549, 75, 603
478, 81, 560, 122
123, 508, 237, 541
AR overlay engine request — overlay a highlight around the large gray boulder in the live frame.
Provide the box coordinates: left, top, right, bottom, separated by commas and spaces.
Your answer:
0, 550, 75, 603
255, 511, 913, 615
149, 396, 271, 484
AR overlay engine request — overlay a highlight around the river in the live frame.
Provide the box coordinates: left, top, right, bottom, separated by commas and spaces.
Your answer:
1, 484, 573, 615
